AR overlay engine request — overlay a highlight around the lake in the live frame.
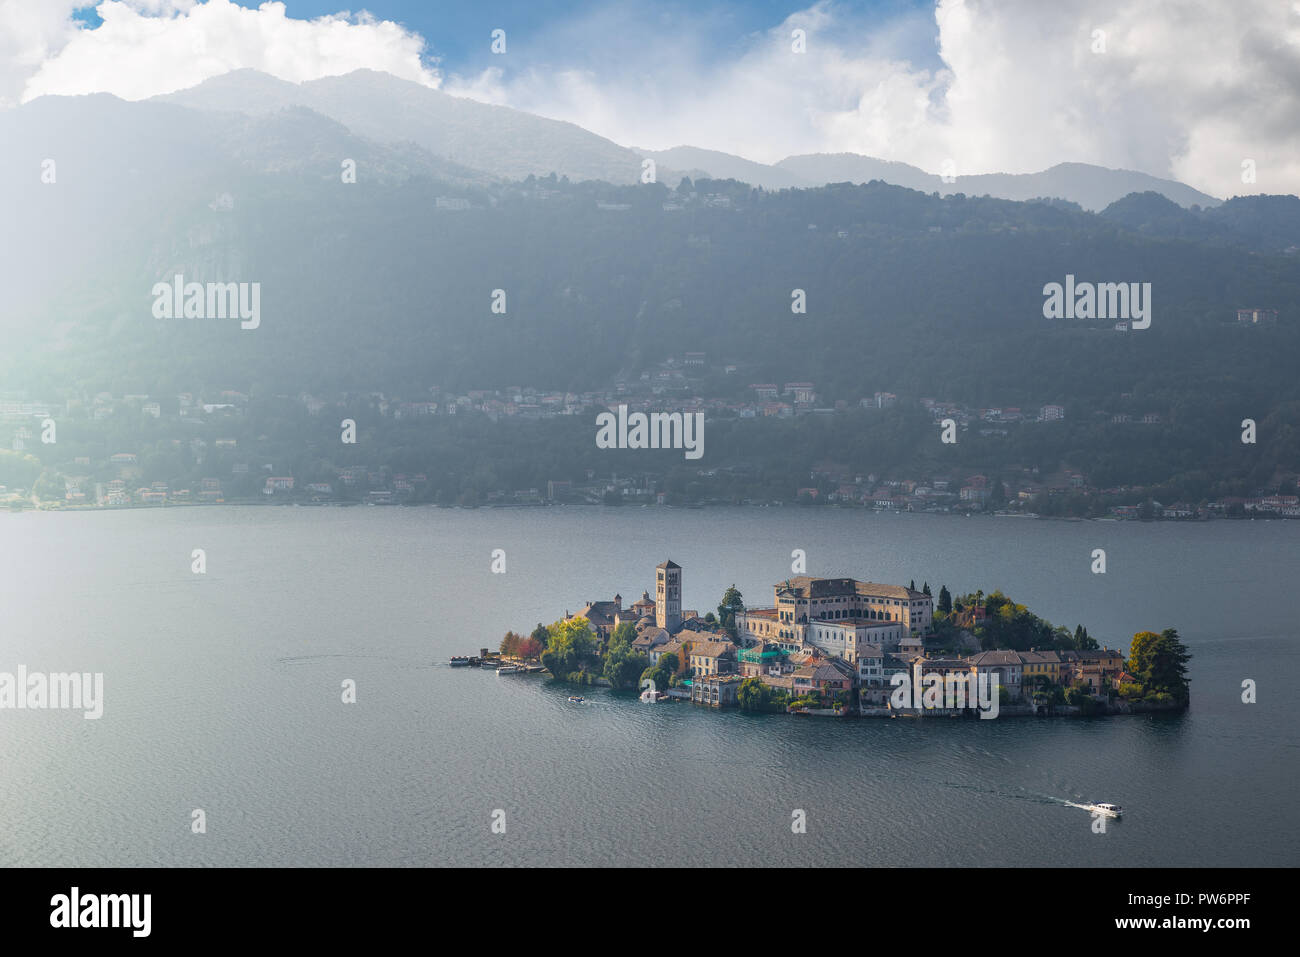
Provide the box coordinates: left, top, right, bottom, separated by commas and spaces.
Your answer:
1, 505, 1296, 866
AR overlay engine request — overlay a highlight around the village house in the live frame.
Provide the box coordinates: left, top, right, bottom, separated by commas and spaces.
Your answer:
966, 650, 1024, 697
1061, 648, 1125, 688
632, 628, 671, 657
689, 641, 736, 677
855, 644, 885, 685
649, 637, 687, 668
736, 643, 792, 678
1019, 649, 1064, 685
791, 657, 855, 697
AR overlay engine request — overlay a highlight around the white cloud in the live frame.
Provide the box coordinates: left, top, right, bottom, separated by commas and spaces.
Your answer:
444, 0, 1300, 199
929, 0, 1300, 199
8, 0, 438, 106
2, 0, 1297, 198
0, 0, 82, 109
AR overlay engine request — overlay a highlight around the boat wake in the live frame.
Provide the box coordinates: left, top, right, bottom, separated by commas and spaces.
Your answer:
944, 784, 1107, 814
1031, 793, 1123, 818
943, 783, 1059, 806
1057, 799, 1094, 813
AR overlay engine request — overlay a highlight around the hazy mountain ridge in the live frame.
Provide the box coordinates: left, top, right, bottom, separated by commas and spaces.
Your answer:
637, 146, 814, 190
2, 74, 1296, 410
156, 68, 652, 185
776, 155, 1221, 211
637, 149, 1223, 212
0, 91, 492, 320
151, 70, 1229, 211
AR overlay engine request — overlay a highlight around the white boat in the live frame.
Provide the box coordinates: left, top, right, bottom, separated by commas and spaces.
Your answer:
639, 688, 667, 703
496, 665, 521, 675
567, 695, 585, 703
1085, 802, 1123, 818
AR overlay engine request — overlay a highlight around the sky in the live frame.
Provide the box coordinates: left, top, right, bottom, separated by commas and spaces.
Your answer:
1, 0, 1298, 199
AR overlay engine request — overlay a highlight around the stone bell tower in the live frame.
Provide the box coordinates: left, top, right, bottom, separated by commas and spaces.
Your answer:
655, 559, 682, 633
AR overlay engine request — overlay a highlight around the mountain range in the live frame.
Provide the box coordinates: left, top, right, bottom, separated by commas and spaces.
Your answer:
2, 67, 1298, 503
147, 69, 1222, 211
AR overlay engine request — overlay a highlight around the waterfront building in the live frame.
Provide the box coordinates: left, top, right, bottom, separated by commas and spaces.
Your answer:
791, 657, 855, 696
966, 650, 1023, 697
1019, 649, 1064, 685
690, 674, 743, 708
855, 644, 885, 684
1060, 648, 1125, 686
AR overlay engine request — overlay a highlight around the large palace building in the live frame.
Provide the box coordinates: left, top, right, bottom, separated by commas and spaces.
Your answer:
735, 576, 933, 659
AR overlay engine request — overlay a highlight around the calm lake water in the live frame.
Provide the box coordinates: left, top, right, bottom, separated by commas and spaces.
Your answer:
1, 505, 1297, 867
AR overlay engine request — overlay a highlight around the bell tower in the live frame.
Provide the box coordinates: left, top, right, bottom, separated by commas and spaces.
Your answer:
655, 560, 682, 632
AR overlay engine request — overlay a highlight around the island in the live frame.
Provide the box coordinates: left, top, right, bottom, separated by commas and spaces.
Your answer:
490, 559, 1192, 718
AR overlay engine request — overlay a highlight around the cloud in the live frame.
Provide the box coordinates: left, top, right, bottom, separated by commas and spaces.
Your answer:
0, 0, 82, 109
442, 1, 950, 170
7, 0, 438, 107
444, 0, 1300, 199
930, 0, 1300, 199
2, 0, 1297, 198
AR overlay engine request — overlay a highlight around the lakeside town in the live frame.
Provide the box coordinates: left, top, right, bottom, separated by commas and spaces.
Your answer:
484, 559, 1191, 717
3, 352, 1296, 519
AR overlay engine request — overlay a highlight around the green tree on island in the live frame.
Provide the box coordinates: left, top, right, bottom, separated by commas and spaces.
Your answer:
737, 677, 789, 713
717, 585, 745, 639
640, 652, 678, 693
530, 623, 549, 648
540, 618, 598, 679
937, 585, 952, 615
1127, 629, 1192, 705
603, 631, 650, 690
